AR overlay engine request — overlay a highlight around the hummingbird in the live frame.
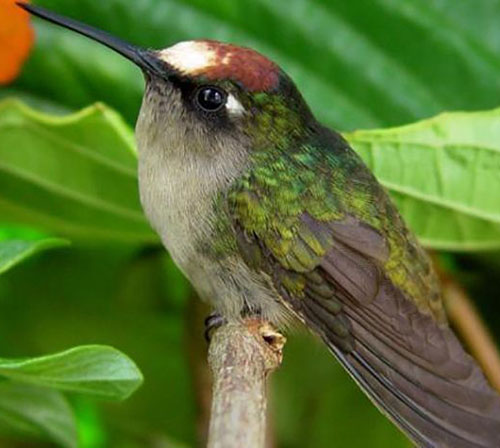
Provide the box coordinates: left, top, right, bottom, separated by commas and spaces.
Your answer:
19, 4, 500, 447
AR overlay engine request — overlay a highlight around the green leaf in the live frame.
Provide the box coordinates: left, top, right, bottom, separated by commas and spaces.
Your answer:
0, 238, 68, 275
0, 99, 156, 243
345, 108, 500, 251
13, 0, 500, 130
0, 247, 197, 446
0, 382, 77, 448
0, 345, 143, 401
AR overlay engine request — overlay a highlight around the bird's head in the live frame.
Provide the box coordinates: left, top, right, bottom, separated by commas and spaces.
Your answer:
19, 4, 315, 158
142, 39, 316, 154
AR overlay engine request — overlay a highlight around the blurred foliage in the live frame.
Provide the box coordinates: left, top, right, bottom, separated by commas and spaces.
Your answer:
0, 0, 499, 447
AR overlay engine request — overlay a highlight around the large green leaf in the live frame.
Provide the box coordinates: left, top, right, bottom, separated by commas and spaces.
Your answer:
0, 382, 77, 448
0, 345, 143, 401
0, 223, 68, 274
0, 238, 68, 274
0, 99, 156, 243
12, 0, 500, 130
346, 108, 500, 251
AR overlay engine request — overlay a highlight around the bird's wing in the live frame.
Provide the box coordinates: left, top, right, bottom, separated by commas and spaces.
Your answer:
227, 135, 500, 447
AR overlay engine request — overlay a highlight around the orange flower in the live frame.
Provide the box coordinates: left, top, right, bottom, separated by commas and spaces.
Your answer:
0, 0, 34, 84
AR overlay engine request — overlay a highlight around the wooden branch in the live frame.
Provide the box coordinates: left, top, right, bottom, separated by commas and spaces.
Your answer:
207, 319, 285, 448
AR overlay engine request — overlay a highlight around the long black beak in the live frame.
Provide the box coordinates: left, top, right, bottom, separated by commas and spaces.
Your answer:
17, 3, 166, 76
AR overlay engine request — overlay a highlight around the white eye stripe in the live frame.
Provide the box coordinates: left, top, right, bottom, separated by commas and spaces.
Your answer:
225, 94, 245, 116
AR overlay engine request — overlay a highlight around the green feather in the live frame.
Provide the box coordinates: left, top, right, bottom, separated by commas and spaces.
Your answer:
223, 128, 443, 322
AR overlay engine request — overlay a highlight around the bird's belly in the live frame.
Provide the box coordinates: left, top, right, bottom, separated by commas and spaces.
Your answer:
137, 156, 290, 323
140, 185, 287, 322
139, 183, 210, 282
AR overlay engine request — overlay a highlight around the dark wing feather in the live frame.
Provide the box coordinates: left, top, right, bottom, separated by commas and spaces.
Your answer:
315, 220, 500, 447
230, 204, 500, 448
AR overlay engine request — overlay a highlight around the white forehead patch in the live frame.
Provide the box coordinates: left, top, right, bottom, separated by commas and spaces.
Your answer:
226, 93, 245, 116
158, 41, 216, 74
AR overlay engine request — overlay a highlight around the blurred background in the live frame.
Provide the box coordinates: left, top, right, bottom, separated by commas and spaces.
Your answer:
1, 0, 500, 447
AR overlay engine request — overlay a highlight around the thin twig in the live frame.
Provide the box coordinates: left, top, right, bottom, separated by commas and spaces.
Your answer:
207, 319, 285, 448
443, 281, 500, 394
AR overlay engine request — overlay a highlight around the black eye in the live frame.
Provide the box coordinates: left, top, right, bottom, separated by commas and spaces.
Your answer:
196, 86, 226, 112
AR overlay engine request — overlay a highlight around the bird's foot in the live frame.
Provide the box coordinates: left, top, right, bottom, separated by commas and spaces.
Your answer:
204, 311, 227, 342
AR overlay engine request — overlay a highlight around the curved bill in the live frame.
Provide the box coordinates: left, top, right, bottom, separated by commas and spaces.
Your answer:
17, 2, 166, 76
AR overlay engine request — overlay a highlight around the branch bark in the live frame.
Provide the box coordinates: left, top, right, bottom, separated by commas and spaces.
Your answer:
207, 319, 285, 448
